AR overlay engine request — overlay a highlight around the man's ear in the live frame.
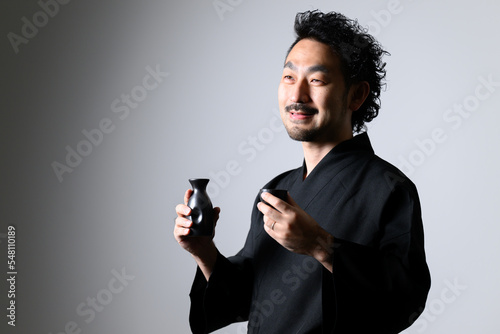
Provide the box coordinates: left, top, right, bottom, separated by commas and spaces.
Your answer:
348, 81, 370, 111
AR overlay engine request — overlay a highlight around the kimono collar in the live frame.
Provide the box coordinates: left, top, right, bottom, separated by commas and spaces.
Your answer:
290, 132, 375, 210
302, 132, 374, 178
325, 132, 374, 156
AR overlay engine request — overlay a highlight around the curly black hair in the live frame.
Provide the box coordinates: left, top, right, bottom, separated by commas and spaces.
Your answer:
287, 10, 389, 133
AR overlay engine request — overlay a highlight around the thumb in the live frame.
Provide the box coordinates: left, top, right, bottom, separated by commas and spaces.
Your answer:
213, 207, 221, 227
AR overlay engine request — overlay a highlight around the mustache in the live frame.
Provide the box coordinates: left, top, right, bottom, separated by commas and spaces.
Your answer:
284, 103, 318, 114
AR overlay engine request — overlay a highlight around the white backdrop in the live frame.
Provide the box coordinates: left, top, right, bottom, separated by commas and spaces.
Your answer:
1, 0, 499, 333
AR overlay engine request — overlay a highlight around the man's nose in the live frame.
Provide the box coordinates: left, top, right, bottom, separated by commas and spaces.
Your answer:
290, 79, 310, 104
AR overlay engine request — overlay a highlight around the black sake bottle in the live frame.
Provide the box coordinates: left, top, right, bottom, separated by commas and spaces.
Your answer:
187, 178, 214, 236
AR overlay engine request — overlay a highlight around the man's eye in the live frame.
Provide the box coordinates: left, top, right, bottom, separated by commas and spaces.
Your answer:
311, 79, 324, 84
284, 75, 294, 80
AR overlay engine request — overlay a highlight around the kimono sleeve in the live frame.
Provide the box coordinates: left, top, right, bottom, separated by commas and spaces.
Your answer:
189, 251, 253, 333
326, 183, 431, 333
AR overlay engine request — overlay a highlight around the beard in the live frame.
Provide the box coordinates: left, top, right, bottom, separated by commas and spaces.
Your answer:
284, 124, 323, 142
283, 103, 322, 141
282, 98, 350, 142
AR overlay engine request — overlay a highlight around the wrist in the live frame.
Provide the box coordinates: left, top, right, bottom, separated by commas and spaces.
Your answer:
192, 241, 218, 280
311, 228, 334, 272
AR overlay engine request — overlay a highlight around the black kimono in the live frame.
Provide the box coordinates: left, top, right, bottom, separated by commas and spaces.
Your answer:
189, 133, 431, 333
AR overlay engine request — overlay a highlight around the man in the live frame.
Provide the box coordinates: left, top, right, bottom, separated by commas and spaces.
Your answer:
174, 10, 430, 333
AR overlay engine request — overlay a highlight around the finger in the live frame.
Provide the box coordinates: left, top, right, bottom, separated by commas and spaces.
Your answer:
175, 216, 193, 229
270, 192, 295, 214
183, 189, 193, 205
173, 217, 191, 235
261, 192, 281, 208
262, 215, 277, 230
259, 193, 287, 215
257, 201, 274, 217
173, 224, 191, 239
176, 203, 191, 217
262, 214, 272, 226
263, 219, 277, 235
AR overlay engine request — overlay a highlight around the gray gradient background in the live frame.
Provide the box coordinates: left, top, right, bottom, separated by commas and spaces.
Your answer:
1, 0, 499, 333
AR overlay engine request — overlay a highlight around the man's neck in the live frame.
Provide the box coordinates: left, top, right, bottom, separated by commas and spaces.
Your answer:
301, 135, 353, 179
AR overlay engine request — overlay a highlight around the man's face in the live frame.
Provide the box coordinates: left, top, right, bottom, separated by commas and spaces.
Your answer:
278, 38, 352, 143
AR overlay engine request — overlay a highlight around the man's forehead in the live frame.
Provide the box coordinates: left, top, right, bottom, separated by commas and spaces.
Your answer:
284, 39, 339, 72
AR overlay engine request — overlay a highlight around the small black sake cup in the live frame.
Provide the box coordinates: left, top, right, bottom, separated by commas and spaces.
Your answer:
259, 189, 288, 211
